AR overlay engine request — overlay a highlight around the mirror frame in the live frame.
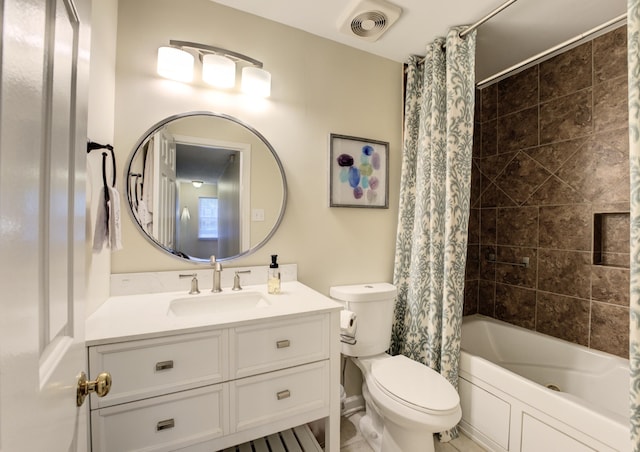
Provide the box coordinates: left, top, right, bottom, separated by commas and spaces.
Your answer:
124, 110, 288, 263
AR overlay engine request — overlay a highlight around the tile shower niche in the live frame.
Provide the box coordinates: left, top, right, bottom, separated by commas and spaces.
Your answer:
593, 212, 630, 268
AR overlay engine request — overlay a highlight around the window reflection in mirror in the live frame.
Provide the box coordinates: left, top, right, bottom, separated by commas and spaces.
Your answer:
125, 112, 287, 262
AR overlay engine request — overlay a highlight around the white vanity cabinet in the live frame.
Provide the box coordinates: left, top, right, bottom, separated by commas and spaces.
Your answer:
88, 312, 338, 452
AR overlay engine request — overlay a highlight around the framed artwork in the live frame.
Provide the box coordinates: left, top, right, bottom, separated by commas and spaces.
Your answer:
329, 133, 389, 208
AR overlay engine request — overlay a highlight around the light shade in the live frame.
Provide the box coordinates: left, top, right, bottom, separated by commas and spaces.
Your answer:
202, 54, 236, 88
157, 46, 194, 82
241, 66, 271, 97
192, 180, 203, 188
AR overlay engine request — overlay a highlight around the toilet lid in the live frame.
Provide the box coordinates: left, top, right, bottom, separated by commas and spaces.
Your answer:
371, 355, 459, 414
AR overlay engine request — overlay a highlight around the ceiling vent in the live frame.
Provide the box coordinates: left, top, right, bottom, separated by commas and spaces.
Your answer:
337, 0, 402, 42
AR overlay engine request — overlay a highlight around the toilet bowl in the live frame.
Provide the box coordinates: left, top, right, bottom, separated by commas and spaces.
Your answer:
353, 354, 461, 452
330, 283, 462, 452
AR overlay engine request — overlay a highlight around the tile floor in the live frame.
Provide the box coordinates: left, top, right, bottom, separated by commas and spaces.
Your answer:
339, 412, 487, 452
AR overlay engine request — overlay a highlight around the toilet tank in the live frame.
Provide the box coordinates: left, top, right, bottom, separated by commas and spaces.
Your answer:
330, 283, 397, 357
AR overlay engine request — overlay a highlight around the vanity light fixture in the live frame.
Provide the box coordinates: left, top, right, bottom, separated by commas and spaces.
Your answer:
157, 46, 194, 82
202, 54, 236, 89
191, 180, 204, 188
157, 40, 271, 97
241, 66, 271, 98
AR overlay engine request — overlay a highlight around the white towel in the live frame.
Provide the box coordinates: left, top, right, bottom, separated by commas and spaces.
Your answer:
92, 187, 108, 252
108, 186, 122, 251
137, 199, 151, 232
130, 175, 142, 225
143, 139, 154, 215
92, 186, 123, 252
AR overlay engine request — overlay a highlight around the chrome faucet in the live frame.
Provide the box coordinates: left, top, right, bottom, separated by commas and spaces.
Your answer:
210, 255, 223, 292
178, 273, 200, 294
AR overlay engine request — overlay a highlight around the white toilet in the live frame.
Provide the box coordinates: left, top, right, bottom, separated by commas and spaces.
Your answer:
330, 283, 462, 452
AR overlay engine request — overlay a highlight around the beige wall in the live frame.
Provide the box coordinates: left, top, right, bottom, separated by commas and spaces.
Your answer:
111, 0, 403, 295
86, 0, 118, 315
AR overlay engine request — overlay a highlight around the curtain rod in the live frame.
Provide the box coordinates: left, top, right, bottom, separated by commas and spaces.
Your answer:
416, 0, 518, 63
460, 0, 518, 38
476, 13, 627, 88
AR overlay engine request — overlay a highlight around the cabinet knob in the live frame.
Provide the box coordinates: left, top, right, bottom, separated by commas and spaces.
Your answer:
276, 339, 290, 349
76, 371, 112, 407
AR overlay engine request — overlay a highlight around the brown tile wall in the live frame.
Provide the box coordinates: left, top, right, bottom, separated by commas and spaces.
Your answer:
464, 26, 630, 358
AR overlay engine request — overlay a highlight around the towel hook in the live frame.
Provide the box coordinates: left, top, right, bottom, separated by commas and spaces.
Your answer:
87, 140, 116, 188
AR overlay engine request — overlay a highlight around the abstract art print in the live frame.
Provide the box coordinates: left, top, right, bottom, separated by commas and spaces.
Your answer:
329, 134, 389, 208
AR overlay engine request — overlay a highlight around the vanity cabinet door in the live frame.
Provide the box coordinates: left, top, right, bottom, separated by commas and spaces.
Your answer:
89, 330, 228, 408
230, 314, 329, 378
230, 360, 330, 433
90, 383, 228, 452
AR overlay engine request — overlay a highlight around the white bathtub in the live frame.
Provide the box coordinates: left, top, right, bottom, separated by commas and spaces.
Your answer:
459, 315, 629, 452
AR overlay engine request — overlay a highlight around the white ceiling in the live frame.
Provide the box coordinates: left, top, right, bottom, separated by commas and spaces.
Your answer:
212, 0, 627, 83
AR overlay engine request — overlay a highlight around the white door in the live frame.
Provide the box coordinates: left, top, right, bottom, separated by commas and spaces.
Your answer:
152, 128, 177, 248
0, 0, 91, 450
218, 155, 242, 257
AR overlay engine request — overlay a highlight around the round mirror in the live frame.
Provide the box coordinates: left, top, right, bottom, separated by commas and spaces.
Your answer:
125, 111, 287, 262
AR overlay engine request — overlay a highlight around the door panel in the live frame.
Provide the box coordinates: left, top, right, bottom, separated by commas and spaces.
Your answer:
47, 0, 75, 347
0, 0, 90, 450
152, 128, 177, 248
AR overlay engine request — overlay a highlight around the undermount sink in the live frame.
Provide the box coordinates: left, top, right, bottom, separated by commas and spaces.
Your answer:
168, 291, 270, 316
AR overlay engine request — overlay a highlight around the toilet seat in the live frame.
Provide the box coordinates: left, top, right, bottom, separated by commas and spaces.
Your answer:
371, 355, 459, 415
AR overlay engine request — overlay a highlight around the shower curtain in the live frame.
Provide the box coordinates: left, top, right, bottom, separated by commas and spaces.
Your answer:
629, 0, 640, 450
390, 26, 476, 442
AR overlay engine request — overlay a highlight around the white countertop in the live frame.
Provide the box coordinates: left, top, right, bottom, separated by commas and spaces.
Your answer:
86, 281, 342, 346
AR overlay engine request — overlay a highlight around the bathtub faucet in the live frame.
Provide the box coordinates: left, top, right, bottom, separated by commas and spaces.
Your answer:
210, 255, 223, 292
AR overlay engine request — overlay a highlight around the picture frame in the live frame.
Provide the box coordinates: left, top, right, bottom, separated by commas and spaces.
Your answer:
329, 133, 389, 208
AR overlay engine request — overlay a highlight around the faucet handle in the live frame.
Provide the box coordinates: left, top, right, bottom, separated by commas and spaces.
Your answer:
178, 273, 200, 295
232, 270, 251, 291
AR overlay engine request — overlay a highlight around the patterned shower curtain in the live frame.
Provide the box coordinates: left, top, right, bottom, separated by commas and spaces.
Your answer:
390, 26, 476, 442
629, 0, 640, 450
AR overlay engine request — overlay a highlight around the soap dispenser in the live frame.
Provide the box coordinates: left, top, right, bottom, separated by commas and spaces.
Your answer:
268, 254, 281, 294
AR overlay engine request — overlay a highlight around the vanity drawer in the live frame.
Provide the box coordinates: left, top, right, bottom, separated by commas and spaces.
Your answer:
230, 314, 329, 378
89, 330, 228, 408
90, 384, 228, 452
231, 360, 330, 432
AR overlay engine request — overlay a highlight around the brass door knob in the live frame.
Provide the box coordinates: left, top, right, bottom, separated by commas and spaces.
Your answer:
76, 371, 112, 407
